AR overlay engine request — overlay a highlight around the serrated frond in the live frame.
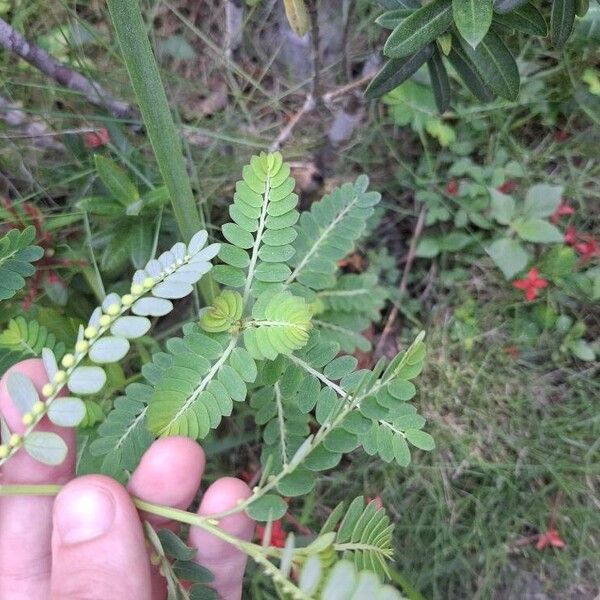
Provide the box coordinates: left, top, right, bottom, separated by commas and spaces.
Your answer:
145, 324, 256, 440
212, 152, 299, 302
243, 291, 313, 360
0, 317, 66, 364
0, 226, 44, 301
285, 176, 381, 292
88, 382, 154, 481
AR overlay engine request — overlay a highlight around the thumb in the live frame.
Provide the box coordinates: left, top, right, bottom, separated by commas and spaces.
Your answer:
50, 475, 151, 600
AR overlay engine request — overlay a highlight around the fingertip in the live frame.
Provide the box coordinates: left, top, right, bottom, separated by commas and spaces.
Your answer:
128, 437, 205, 512
198, 477, 252, 515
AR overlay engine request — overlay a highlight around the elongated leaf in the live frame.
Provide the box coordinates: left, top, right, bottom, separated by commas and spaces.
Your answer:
94, 155, 138, 206
375, 8, 414, 29
384, 0, 453, 58
453, 0, 493, 48
493, 0, 529, 12
366, 45, 434, 98
283, 0, 309, 36
551, 0, 576, 47
447, 41, 495, 101
6, 372, 38, 414
427, 47, 451, 112
458, 29, 520, 100
493, 4, 548, 35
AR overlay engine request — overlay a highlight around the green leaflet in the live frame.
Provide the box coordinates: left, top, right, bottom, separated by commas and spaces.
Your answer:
453, 0, 493, 48
551, 0, 576, 47
199, 290, 243, 333
0, 226, 44, 301
243, 292, 313, 361
286, 176, 381, 292
458, 29, 520, 101
213, 152, 299, 301
384, 0, 453, 58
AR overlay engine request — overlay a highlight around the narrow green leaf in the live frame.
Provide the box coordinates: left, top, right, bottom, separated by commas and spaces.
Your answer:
366, 45, 434, 99
427, 47, 451, 112
458, 29, 520, 100
551, 0, 576, 47
447, 41, 495, 102
453, 0, 493, 48
94, 155, 138, 206
384, 0, 453, 58
493, 4, 548, 36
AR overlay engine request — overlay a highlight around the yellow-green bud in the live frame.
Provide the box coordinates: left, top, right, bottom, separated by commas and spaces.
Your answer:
84, 326, 98, 339
22, 412, 34, 426
106, 303, 120, 316
32, 401, 45, 415
99, 315, 112, 327
0, 445, 9, 458
61, 353, 75, 368
131, 283, 144, 295
42, 383, 54, 397
53, 370, 67, 384
122, 294, 134, 306
143, 277, 155, 289
75, 340, 89, 354
150, 553, 161, 566
9, 433, 21, 447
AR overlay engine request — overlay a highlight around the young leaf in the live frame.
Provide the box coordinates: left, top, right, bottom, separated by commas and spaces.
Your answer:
453, 0, 493, 48
551, 0, 576, 47
24, 431, 68, 465
94, 155, 139, 207
0, 227, 44, 301
458, 29, 520, 100
514, 219, 564, 243
47, 397, 86, 427
384, 0, 453, 58
6, 372, 38, 414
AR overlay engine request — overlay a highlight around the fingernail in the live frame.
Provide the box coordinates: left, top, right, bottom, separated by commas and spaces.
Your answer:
55, 484, 115, 544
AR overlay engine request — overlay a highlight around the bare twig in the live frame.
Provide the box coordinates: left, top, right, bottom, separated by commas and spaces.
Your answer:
0, 17, 133, 119
375, 204, 427, 359
269, 94, 316, 152
307, 0, 322, 104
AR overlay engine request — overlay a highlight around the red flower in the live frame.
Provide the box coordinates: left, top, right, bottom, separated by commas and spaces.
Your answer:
84, 128, 110, 149
446, 180, 459, 197
575, 238, 598, 261
256, 519, 286, 548
498, 180, 518, 194
564, 226, 577, 245
550, 202, 575, 224
536, 528, 566, 550
365, 495, 383, 510
513, 268, 549, 302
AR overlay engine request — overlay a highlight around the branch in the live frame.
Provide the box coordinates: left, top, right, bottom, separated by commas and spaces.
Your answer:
0, 18, 133, 119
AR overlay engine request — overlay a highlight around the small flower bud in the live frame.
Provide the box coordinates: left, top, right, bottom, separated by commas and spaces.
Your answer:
131, 283, 144, 295
121, 294, 134, 306
9, 433, 22, 447
143, 277, 155, 289
75, 340, 89, 354
22, 412, 34, 426
42, 383, 55, 397
84, 326, 98, 339
150, 553, 161, 566
53, 370, 67, 384
61, 353, 75, 368
32, 401, 45, 415
106, 303, 120, 316
99, 315, 112, 327
0, 445, 9, 458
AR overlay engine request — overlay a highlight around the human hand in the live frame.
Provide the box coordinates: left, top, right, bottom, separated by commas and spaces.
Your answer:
0, 359, 255, 600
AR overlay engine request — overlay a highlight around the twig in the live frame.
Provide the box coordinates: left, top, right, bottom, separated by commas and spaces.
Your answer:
269, 94, 316, 152
375, 204, 427, 359
0, 17, 133, 119
307, 0, 322, 105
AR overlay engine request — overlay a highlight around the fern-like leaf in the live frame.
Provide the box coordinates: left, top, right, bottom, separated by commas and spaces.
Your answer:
0, 226, 44, 300
285, 176, 381, 292
213, 152, 299, 301
145, 324, 256, 439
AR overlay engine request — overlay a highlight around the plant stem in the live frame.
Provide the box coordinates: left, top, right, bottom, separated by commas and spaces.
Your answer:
106, 0, 216, 304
